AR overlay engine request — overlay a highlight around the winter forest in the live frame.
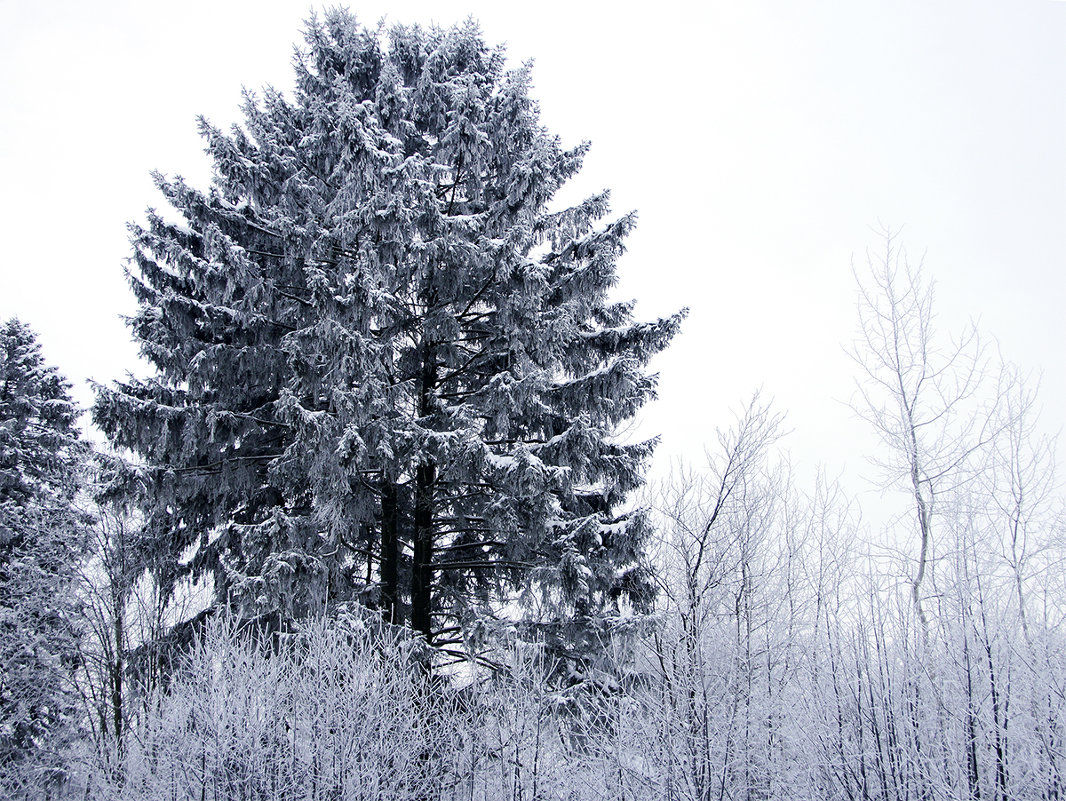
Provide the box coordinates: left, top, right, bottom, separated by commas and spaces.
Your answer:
2, 9, 1065, 800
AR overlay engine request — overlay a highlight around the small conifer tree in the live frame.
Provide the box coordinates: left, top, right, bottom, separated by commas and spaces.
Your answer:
0, 318, 87, 790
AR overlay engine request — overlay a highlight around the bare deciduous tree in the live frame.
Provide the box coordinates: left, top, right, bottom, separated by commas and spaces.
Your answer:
849, 228, 999, 627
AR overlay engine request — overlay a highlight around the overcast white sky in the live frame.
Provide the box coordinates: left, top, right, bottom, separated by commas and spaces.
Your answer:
2, 0, 1064, 523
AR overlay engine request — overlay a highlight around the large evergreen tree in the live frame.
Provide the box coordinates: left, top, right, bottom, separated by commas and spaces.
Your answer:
0, 319, 87, 789
94, 11, 682, 659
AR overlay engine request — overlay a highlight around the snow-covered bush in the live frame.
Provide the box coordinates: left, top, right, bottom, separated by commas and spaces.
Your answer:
82, 613, 465, 800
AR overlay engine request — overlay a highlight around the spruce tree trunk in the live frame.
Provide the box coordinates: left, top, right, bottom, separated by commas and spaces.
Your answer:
411, 349, 437, 644
111, 601, 124, 757
380, 479, 401, 625
412, 463, 436, 644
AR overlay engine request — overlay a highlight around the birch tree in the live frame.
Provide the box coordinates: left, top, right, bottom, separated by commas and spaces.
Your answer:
849, 229, 996, 627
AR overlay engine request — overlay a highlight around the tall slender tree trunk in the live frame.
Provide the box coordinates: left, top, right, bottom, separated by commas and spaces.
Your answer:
381, 478, 401, 625
412, 462, 436, 643
964, 623, 982, 801
411, 348, 438, 645
111, 602, 124, 757
905, 409, 933, 632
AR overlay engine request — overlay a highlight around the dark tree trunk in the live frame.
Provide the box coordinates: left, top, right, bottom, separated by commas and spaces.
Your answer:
380, 478, 401, 625
411, 349, 437, 645
111, 604, 124, 755
412, 462, 436, 644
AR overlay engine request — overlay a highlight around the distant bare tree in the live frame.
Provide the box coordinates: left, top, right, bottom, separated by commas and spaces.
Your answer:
645, 394, 792, 800
849, 227, 1000, 627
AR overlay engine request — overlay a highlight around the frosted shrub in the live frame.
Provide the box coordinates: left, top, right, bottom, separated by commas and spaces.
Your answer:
88, 613, 463, 801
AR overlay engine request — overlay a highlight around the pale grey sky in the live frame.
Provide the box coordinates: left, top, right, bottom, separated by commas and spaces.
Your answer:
2, 0, 1063, 522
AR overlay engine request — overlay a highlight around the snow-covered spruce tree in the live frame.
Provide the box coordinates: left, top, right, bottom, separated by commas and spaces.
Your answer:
0, 319, 88, 792
94, 11, 682, 661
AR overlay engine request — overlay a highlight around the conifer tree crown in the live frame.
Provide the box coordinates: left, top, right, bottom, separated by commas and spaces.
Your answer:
0, 318, 86, 777
94, 10, 684, 659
